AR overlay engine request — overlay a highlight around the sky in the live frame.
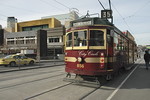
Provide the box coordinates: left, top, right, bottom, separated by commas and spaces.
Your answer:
0, 0, 150, 45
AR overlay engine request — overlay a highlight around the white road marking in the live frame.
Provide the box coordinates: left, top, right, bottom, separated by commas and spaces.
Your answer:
106, 64, 139, 100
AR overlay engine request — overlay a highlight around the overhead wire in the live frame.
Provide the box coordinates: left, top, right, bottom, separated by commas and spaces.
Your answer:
111, 3, 134, 34
0, 2, 45, 22
53, 0, 70, 10
125, 0, 150, 19
39, 0, 64, 11
39, 0, 80, 15
0, 18, 6, 21
111, 1, 150, 45
53, 0, 85, 16
0, 3, 42, 14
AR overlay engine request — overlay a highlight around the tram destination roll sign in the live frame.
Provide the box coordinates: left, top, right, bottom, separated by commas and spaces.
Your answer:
72, 21, 92, 27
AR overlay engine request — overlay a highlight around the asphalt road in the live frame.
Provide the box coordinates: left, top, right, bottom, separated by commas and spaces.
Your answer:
0, 58, 149, 100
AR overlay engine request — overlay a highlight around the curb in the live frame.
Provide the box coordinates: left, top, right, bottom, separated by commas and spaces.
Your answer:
0, 63, 65, 73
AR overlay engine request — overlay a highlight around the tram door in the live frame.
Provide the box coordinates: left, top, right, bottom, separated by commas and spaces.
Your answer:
107, 29, 114, 70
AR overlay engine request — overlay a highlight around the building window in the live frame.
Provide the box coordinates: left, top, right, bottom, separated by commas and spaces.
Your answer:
22, 24, 48, 31
26, 36, 36, 44
7, 38, 14, 40
16, 37, 24, 44
26, 36, 35, 39
7, 38, 15, 45
49, 37, 59, 43
7, 41, 15, 45
26, 39, 35, 44
16, 40, 24, 44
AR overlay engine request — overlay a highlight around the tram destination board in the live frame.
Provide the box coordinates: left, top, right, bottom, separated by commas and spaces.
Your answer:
72, 21, 92, 27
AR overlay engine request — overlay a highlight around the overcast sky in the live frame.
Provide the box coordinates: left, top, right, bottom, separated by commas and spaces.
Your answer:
0, 0, 150, 45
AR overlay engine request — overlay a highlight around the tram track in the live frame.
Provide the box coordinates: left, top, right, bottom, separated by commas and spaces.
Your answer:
23, 81, 103, 100
0, 73, 66, 91
23, 75, 106, 100
0, 59, 143, 100
23, 62, 140, 100
79, 87, 100, 100
0, 69, 63, 82
0, 66, 66, 91
24, 82, 72, 100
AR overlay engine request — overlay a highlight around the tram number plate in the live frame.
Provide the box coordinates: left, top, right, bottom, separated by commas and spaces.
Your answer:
77, 64, 84, 68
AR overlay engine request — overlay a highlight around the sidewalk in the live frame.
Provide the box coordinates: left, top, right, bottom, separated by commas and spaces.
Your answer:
110, 58, 150, 100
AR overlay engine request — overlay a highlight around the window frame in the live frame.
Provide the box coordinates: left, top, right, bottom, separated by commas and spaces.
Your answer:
65, 32, 73, 50
73, 29, 88, 50
65, 29, 106, 50
89, 29, 106, 49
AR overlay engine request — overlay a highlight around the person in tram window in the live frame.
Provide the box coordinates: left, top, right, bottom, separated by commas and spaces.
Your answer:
144, 50, 150, 70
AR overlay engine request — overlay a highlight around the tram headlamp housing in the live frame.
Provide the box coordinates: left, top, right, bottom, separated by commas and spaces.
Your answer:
65, 52, 68, 55
77, 57, 82, 63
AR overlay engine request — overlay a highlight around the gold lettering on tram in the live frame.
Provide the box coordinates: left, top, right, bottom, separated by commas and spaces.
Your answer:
77, 64, 84, 68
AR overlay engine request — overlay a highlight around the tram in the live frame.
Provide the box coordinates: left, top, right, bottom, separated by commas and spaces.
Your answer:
64, 16, 137, 85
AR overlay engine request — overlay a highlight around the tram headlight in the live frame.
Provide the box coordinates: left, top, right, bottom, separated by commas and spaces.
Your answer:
65, 52, 68, 55
77, 57, 82, 63
100, 52, 104, 56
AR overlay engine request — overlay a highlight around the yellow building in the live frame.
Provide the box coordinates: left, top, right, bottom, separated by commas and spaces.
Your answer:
15, 18, 61, 32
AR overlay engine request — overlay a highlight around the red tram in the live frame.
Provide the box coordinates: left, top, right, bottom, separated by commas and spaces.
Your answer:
64, 17, 137, 84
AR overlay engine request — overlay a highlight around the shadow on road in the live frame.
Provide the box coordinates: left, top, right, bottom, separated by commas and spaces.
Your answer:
101, 60, 150, 90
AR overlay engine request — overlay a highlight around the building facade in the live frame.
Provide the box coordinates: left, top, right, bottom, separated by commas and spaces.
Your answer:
2, 30, 47, 60
45, 26, 65, 59
0, 25, 2, 29
1, 17, 65, 60
15, 18, 61, 32
5, 17, 17, 32
0, 29, 4, 53
42, 11, 79, 29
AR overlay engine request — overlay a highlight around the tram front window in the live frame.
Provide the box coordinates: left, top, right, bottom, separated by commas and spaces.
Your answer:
66, 32, 72, 47
89, 30, 104, 46
74, 31, 87, 46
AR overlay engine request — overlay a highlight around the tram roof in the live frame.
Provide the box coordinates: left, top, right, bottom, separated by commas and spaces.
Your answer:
69, 17, 136, 43
70, 17, 114, 27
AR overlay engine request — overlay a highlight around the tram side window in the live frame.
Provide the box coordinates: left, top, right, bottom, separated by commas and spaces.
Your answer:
66, 33, 72, 47
89, 30, 104, 46
74, 31, 87, 46
114, 33, 119, 50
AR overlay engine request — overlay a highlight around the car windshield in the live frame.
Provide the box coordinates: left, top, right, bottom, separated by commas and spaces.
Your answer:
21, 56, 28, 59
4, 55, 12, 59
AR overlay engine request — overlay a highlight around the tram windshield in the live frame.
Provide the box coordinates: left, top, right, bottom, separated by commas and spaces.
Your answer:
74, 31, 87, 46
89, 30, 104, 46
66, 32, 72, 47
66, 29, 105, 49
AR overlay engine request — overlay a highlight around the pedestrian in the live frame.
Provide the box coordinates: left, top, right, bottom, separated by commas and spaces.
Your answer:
144, 50, 150, 70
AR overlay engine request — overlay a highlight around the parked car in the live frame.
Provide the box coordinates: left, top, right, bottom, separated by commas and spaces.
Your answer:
0, 54, 35, 67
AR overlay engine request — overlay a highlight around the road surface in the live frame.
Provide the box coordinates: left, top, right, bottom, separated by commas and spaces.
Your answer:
0, 58, 149, 100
